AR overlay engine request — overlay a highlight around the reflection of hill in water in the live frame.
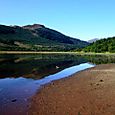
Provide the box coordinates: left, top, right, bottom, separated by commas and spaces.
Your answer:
0, 54, 87, 79
0, 54, 115, 79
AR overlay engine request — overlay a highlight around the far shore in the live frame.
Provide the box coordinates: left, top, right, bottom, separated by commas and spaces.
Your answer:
29, 64, 115, 115
0, 51, 115, 55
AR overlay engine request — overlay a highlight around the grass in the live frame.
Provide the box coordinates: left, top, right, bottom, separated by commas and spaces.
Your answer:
0, 51, 115, 55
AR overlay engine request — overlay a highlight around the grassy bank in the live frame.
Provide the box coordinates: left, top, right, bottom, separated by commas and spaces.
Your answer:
0, 51, 115, 55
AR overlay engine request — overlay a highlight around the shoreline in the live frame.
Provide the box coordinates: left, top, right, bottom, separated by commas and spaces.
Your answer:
29, 64, 115, 115
0, 51, 115, 55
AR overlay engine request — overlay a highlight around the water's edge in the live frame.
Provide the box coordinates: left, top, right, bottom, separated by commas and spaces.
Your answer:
0, 63, 95, 115
35, 63, 95, 88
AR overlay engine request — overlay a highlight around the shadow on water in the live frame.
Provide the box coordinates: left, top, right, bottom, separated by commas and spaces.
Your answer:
0, 54, 115, 115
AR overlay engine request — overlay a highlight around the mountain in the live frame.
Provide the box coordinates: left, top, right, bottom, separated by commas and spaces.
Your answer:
88, 38, 99, 43
83, 37, 115, 53
0, 24, 89, 51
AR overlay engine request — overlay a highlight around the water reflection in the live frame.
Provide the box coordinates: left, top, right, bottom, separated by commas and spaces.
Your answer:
0, 78, 37, 115
0, 54, 115, 115
0, 54, 115, 79
85, 54, 115, 64
0, 54, 88, 79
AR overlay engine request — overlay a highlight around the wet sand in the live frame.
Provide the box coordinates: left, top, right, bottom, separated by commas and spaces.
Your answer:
29, 64, 115, 115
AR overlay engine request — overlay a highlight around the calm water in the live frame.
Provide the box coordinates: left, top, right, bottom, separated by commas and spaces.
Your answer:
0, 54, 115, 115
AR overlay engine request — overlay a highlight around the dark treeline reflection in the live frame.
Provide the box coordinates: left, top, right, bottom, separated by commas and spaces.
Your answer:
85, 55, 115, 64
0, 54, 115, 79
0, 54, 87, 79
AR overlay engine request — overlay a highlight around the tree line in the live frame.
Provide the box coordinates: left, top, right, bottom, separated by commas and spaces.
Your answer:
83, 37, 115, 53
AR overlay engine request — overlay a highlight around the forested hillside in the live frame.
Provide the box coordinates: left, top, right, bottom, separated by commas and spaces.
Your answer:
0, 24, 89, 51
83, 37, 115, 53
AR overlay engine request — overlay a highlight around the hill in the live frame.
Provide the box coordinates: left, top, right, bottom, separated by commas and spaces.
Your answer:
88, 38, 99, 43
0, 24, 89, 51
83, 37, 115, 53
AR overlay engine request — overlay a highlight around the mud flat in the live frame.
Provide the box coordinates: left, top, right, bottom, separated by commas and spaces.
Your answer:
29, 64, 115, 115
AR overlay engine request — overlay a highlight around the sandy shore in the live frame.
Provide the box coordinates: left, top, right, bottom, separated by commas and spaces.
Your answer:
29, 64, 115, 115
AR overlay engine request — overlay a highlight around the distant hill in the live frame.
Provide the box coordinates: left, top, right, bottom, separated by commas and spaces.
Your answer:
88, 38, 99, 43
0, 24, 89, 51
83, 37, 115, 53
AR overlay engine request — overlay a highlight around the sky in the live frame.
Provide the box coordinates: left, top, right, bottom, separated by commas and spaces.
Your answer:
0, 0, 115, 41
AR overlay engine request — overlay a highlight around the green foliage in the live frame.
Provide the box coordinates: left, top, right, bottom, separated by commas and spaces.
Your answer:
0, 24, 89, 51
83, 37, 115, 53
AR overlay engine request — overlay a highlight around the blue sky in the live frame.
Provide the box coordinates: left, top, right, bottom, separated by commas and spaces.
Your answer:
0, 0, 115, 41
